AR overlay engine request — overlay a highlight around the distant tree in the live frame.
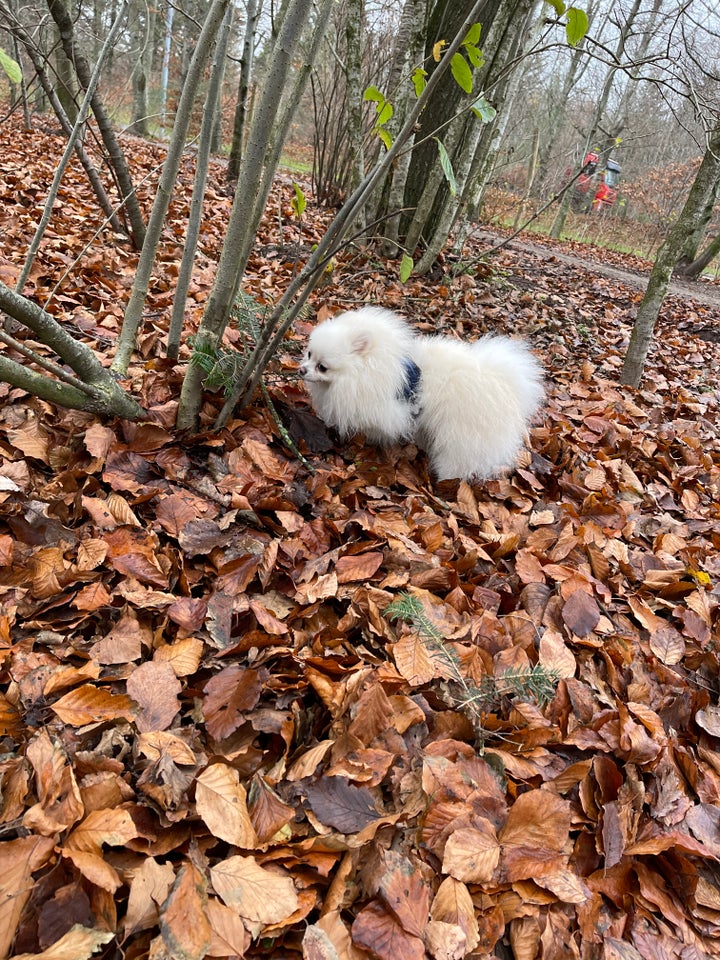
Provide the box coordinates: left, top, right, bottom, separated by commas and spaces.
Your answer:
673, 168, 720, 278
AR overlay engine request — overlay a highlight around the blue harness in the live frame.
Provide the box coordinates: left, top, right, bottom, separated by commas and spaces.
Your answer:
398, 357, 422, 404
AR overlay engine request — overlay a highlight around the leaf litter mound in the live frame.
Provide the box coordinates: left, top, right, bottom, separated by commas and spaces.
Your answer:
1, 116, 720, 960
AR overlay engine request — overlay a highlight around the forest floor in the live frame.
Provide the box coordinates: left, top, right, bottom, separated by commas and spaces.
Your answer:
1, 114, 720, 960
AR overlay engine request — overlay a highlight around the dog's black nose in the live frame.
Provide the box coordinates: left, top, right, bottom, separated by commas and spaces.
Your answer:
298, 364, 308, 377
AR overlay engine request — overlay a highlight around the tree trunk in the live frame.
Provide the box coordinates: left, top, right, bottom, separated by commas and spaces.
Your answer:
228, 0, 259, 183
409, 0, 538, 274
345, 0, 364, 209
378, 0, 428, 255
0, 281, 144, 419
674, 177, 720, 271
112, 0, 231, 374
673, 229, 720, 280
621, 119, 720, 388
47, 0, 147, 251
168, 4, 234, 359
128, 0, 157, 136
176, 0, 327, 429
51, 20, 78, 125
160, 0, 174, 129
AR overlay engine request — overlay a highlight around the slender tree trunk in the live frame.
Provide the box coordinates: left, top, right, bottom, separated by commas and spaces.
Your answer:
512, 127, 539, 230
0, 1, 125, 235
0, 281, 144, 418
674, 177, 720, 271
674, 229, 720, 279
128, 0, 157, 136
378, 0, 428, 255
160, 0, 174, 129
12, 31, 31, 129
47, 0, 147, 250
168, 4, 234, 359
51, 20, 77, 125
412, 0, 539, 274
112, 0, 231, 375
621, 119, 720, 387
345, 0, 364, 222
176, 0, 326, 429
228, 0, 259, 183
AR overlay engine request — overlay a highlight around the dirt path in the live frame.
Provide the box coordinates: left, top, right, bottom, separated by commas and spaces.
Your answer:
474, 230, 720, 312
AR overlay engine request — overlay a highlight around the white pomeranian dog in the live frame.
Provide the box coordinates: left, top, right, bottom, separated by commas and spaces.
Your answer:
299, 306, 544, 481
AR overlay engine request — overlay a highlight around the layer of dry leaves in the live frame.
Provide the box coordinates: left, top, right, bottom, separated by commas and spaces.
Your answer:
1, 114, 720, 960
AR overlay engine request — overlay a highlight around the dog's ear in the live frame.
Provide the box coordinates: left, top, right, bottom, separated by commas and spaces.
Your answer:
350, 331, 372, 356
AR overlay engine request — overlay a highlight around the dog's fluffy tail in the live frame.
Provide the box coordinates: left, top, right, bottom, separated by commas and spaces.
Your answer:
471, 335, 545, 421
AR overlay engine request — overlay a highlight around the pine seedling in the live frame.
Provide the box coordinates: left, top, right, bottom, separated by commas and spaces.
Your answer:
385, 591, 560, 745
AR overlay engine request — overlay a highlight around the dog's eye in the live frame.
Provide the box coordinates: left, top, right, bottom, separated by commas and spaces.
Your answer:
317, 363, 328, 373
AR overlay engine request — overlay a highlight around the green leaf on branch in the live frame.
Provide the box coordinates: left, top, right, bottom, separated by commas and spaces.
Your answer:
363, 85, 384, 103
463, 22, 482, 46
471, 96, 497, 123
364, 85, 394, 145
566, 7, 589, 45
377, 99, 393, 125
462, 23, 483, 68
544, 0, 566, 14
436, 139, 457, 196
0, 49, 22, 85
399, 255, 413, 283
450, 53, 473, 94
465, 44, 484, 68
412, 67, 427, 97
291, 182, 306, 219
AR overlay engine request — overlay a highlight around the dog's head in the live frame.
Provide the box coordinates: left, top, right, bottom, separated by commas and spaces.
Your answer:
299, 314, 377, 388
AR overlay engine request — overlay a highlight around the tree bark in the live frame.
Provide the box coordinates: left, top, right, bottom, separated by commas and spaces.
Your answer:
345, 0, 365, 212
228, 0, 260, 183
378, 0, 428, 255
112, 0, 231, 375
47, 0, 147, 250
177, 0, 327, 429
674, 229, 720, 280
674, 175, 720, 271
128, 0, 157, 136
411, 0, 538, 273
167, 4, 234, 359
621, 118, 720, 387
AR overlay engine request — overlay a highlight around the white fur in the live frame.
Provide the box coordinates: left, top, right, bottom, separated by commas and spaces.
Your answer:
299, 307, 544, 481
